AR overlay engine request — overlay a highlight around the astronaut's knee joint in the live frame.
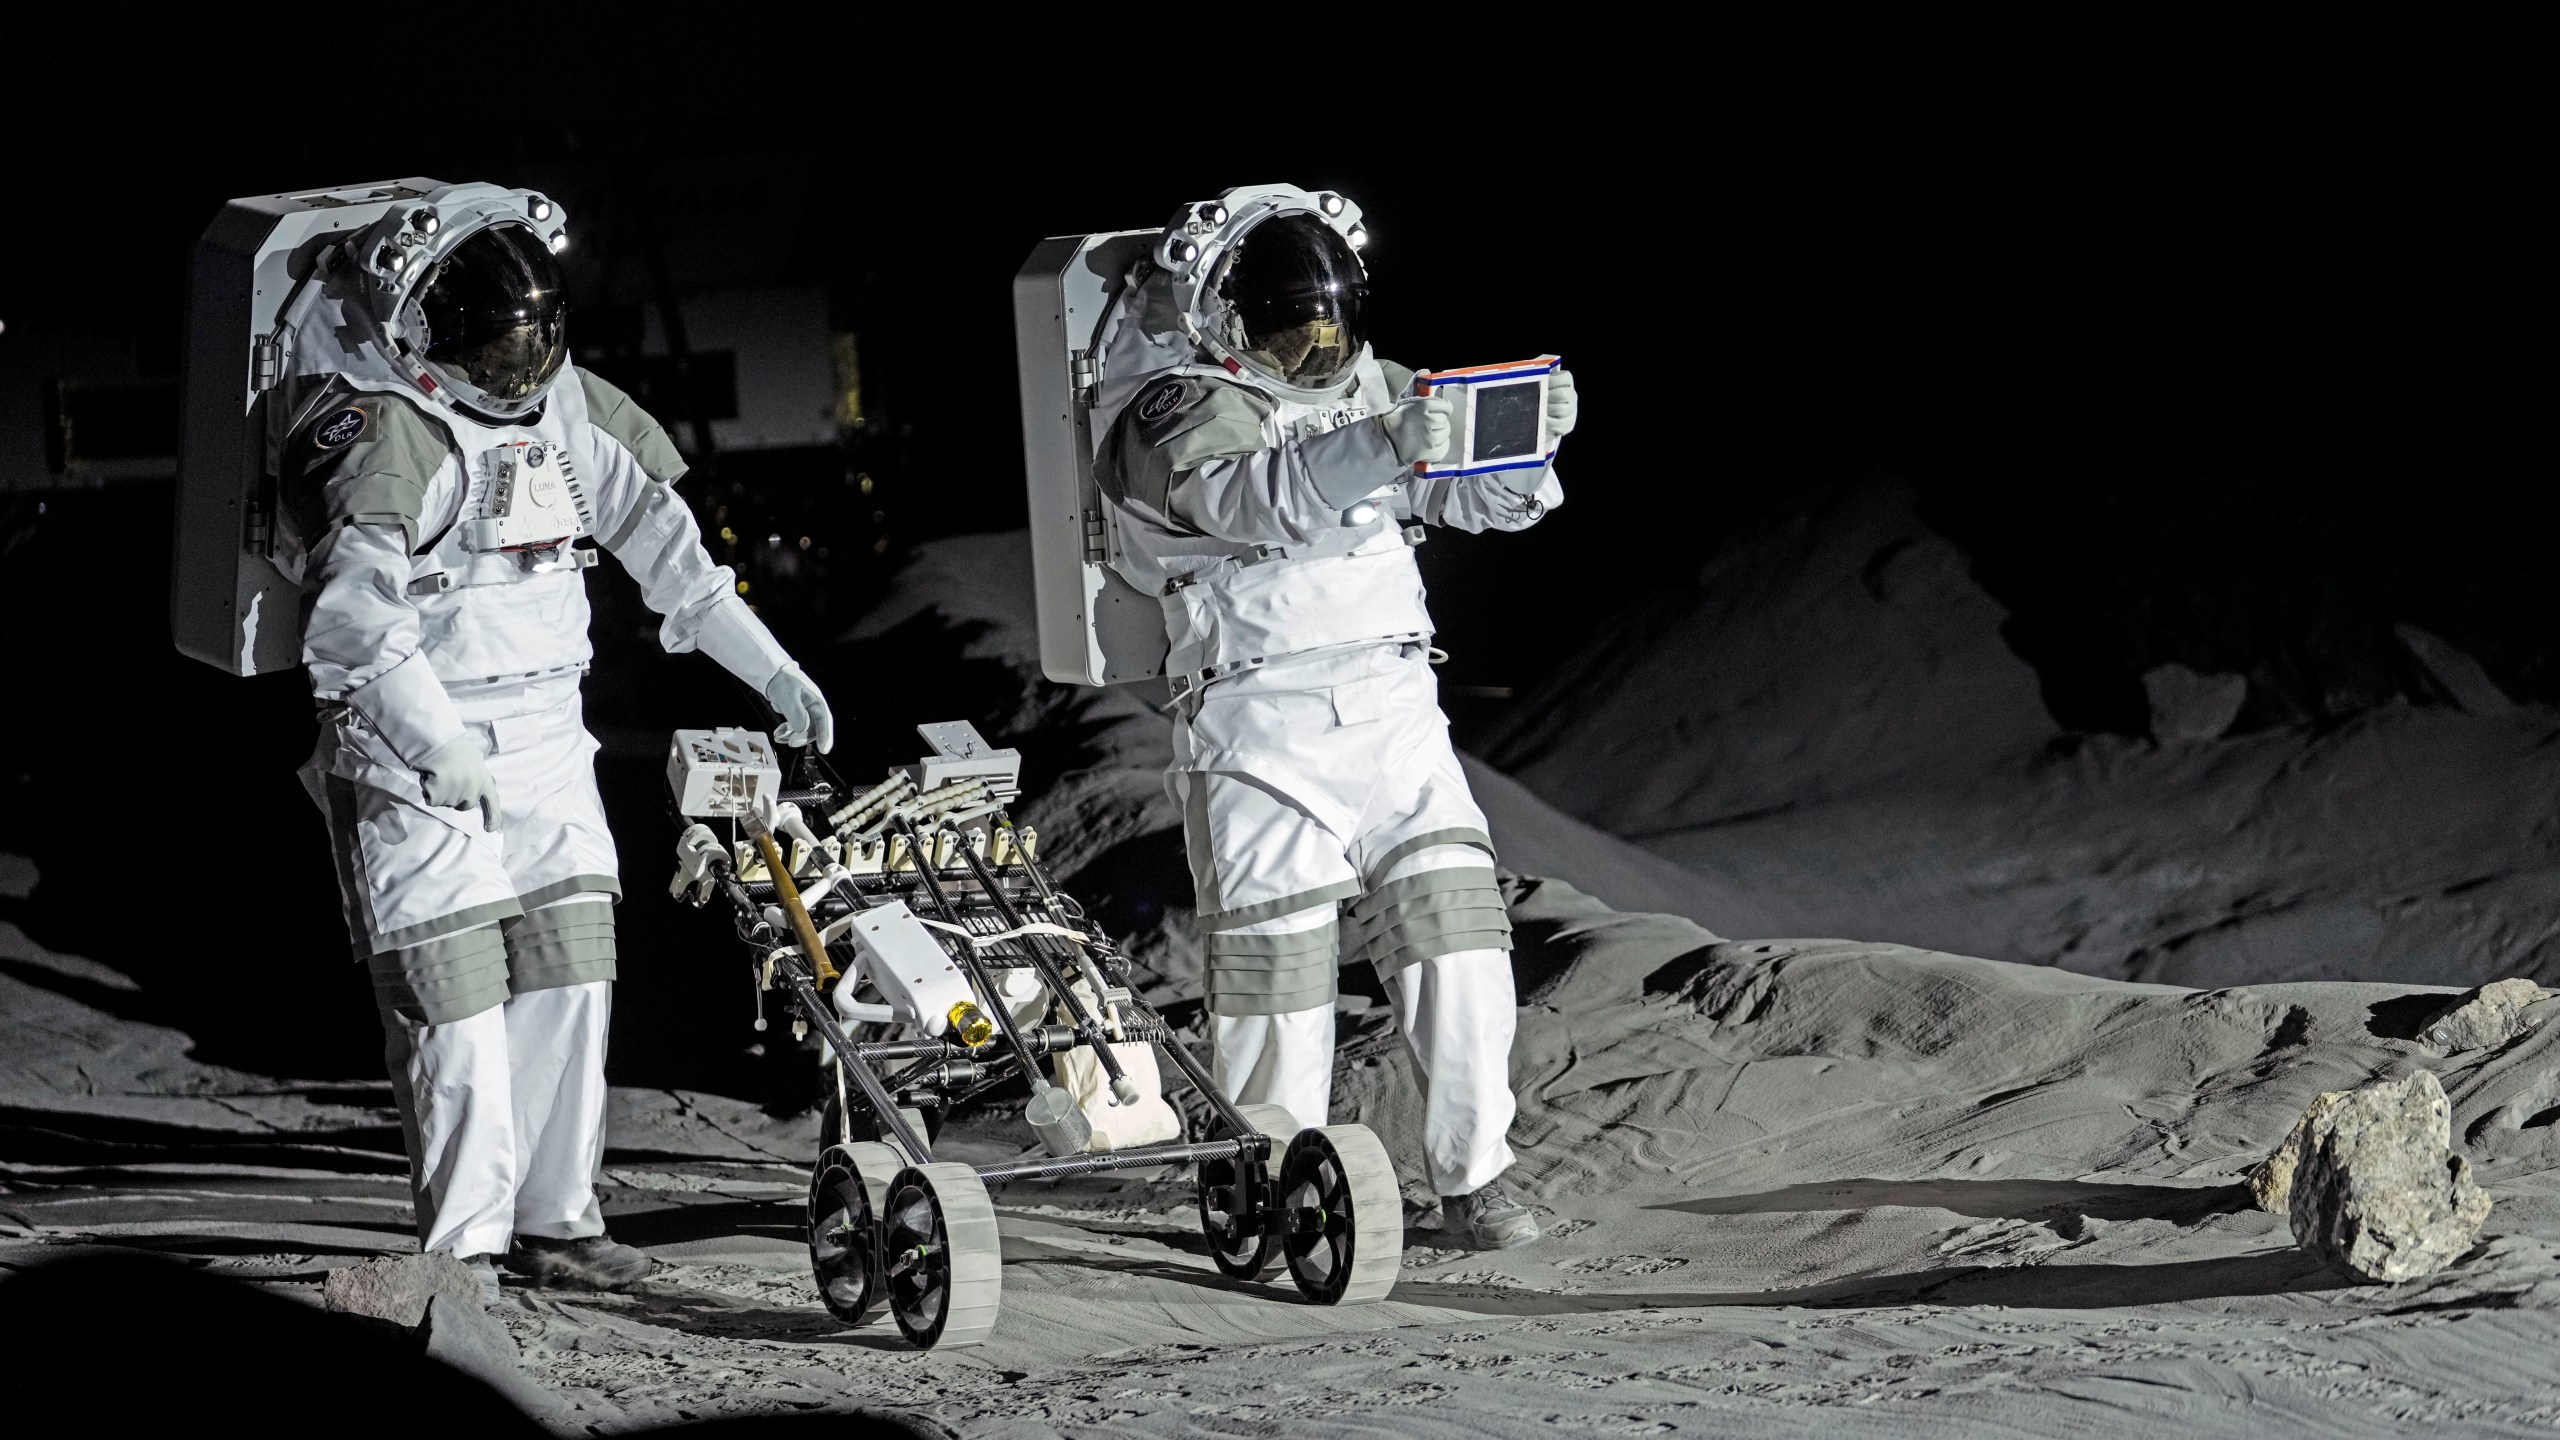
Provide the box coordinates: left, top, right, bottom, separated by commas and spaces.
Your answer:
1204, 918, 1340, 1017
371, 924, 512, 1025
503, 898, 618, 993
1347, 866, 1513, 979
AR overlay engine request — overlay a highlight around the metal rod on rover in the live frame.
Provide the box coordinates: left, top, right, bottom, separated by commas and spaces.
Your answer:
974, 1137, 1250, 1185
889, 815, 1051, 1097
1008, 831, 1261, 1142
942, 821, 1137, 1101
1121, 987, 1262, 1143
780, 970, 933, 1164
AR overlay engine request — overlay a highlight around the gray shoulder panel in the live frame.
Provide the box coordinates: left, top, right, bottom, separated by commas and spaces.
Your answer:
1098, 374, 1276, 515
1160, 382, 1272, 471
305, 391, 456, 552
1377, 359, 1417, 398
578, 368, 689, 486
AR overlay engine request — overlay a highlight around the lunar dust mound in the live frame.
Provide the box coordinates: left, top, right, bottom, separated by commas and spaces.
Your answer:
1477, 477, 2560, 991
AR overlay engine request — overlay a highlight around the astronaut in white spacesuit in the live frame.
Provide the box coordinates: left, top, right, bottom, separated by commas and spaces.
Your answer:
1093, 189, 1574, 1248
281, 188, 834, 1298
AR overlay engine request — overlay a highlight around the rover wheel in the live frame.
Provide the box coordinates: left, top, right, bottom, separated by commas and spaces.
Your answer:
1278, 1124, 1401, 1306
808, 1141, 900, 1324
882, 1161, 1002, 1348
1197, 1103, 1295, 1280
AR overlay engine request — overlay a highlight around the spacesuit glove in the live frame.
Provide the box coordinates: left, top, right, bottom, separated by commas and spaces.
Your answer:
1545, 369, 1578, 439
416, 733, 502, 831
765, 662, 835, 754
1379, 394, 1456, 466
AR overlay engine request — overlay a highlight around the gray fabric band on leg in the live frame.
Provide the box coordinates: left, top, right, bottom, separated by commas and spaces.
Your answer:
1346, 866, 1513, 979
1364, 828, 1496, 887
501, 899, 619, 993
1204, 920, 1340, 1018
1197, 879, 1363, 932
518, 873, 624, 912
369, 925, 511, 1025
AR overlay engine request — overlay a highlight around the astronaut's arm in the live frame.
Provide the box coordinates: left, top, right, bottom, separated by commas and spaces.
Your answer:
1406, 467, 1565, 533
1169, 424, 1407, 540
586, 436, 793, 689
1099, 377, 1405, 546
302, 520, 465, 765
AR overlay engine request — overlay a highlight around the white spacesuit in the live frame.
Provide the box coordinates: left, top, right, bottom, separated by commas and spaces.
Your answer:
1092, 191, 1575, 1248
277, 190, 834, 1294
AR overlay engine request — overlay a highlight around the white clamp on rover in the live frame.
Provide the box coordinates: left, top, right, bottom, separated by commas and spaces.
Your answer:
665, 719, 1405, 1348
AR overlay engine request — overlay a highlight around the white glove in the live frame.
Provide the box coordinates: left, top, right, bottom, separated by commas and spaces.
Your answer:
765, 663, 835, 753
1378, 394, 1455, 466
417, 733, 501, 830
1546, 369, 1578, 439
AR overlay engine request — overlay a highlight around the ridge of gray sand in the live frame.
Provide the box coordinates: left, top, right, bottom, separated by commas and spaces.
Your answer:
1478, 477, 2560, 992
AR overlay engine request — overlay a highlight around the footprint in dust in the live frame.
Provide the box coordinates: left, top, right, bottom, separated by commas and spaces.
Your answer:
1554, 1255, 1691, 1277
1935, 1216, 2088, 1259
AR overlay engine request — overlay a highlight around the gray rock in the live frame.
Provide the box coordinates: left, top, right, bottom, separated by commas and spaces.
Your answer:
320, 1252, 483, 1329
2143, 663, 2248, 743
2246, 1088, 2351, 1213
2289, 1069, 2492, 1283
2395, 624, 2516, 716
2419, 978, 2550, 1053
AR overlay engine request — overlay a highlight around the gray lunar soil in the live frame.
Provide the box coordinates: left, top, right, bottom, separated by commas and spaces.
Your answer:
10, 492, 2560, 1433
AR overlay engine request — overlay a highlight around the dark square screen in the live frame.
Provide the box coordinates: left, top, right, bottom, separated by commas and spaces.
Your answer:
1470, 379, 1543, 461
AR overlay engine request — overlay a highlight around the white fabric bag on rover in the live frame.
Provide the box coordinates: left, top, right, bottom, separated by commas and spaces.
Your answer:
1051, 980, 1181, 1152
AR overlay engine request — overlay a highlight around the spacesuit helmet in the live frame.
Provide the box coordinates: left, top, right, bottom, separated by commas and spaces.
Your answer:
1212, 212, 1368, 388
406, 221, 569, 415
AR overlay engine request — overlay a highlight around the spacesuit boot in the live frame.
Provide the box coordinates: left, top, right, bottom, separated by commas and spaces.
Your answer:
1445, 1181, 1540, 1250
506, 1234, 652, 1289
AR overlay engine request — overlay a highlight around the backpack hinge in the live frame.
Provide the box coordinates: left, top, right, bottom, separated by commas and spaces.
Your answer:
251, 335, 282, 393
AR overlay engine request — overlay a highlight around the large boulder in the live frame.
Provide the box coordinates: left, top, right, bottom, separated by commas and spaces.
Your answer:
2288, 1069, 2492, 1282
2419, 978, 2551, 1053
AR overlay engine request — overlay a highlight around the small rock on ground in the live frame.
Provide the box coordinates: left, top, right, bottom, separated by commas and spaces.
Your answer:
321, 1253, 483, 1329
2289, 1069, 2492, 1283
